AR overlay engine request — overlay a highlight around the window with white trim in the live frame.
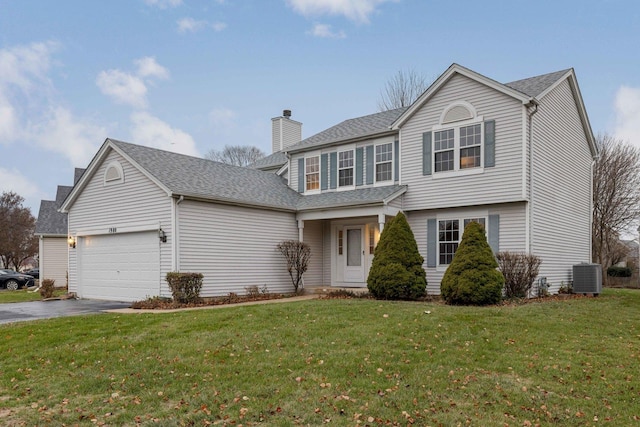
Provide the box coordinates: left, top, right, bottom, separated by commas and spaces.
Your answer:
338, 150, 354, 187
438, 217, 486, 265
434, 122, 483, 173
375, 143, 393, 182
305, 156, 320, 191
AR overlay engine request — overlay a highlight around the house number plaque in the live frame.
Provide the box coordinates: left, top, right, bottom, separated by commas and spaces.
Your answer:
108, 227, 117, 233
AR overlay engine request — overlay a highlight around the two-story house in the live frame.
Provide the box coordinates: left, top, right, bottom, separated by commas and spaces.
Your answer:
60, 64, 596, 301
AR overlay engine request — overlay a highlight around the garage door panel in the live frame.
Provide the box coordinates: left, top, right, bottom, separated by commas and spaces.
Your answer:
78, 231, 160, 301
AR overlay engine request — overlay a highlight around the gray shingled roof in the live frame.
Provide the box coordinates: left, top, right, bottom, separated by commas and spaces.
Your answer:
297, 185, 406, 211
251, 151, 287, 170
35, 185, 73, 236
505, 69, 571, 98
286, 107, 407, 153
111, 139, 301, 211
106, 139, 405, 213
74, 168, 86, 185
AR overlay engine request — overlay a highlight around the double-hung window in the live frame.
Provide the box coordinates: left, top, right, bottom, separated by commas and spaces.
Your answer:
305, 156, 320, 191
375, 143, 393, 182
338, 150, 354, 187
433, 122, 483, 173
438, 217, 486, 265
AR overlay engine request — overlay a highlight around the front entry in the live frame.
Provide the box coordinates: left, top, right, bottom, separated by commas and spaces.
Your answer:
344, 226, 365, 282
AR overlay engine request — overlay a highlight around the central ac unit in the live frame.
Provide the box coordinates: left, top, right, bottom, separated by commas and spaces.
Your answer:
572, 263, 602, 295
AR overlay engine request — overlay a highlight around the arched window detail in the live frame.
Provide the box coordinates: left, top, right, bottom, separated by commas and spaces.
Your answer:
439, 101, 477, 124
104, 161, 124, 185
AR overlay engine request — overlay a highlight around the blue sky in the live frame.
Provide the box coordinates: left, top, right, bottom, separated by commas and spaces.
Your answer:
1, 0, 639, 215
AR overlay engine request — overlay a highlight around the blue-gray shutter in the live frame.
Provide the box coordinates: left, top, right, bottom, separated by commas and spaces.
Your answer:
297, 158, 305, 193
422, 132, 432, 175
488, 214, 499, 253
355, 147, 364, 186
365, 145, 374, 185
320, 154, 328, 190
484, 120, 495, 168
329, 152, 337, 189
427, 218, 437, 268
394, 139, 399, 182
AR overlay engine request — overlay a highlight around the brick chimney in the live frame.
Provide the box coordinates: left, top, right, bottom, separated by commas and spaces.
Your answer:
271, 109, 302, 153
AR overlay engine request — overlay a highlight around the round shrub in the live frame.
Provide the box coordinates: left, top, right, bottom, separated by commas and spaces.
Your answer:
441, 221, 504, 305
607, 266, 632, 277
367, 212, 427, 300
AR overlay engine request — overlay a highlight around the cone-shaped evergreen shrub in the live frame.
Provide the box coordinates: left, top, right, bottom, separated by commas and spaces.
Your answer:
441, 221, 504, 305
367, 212, 427, 300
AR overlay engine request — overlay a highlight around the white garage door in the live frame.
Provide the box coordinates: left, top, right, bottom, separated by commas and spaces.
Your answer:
78, 231, 160, 301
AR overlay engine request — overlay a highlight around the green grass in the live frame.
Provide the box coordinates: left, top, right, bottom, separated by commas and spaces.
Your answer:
0, 288, 67, 303
1, 289, 640, 425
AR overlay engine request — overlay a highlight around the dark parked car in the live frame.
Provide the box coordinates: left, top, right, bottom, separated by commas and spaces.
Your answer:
0, 270, 35, 290
24, 268, 39, 279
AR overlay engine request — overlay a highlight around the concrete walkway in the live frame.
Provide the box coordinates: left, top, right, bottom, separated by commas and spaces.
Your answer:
107, 294, 318, 314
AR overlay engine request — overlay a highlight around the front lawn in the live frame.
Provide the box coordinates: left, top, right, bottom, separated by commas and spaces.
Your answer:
0, 288, 67, 303
1, 289, 639, 425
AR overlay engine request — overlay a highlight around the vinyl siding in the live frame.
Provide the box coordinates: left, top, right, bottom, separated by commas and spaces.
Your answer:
67, 149, 173, 294
178, 200, 298, 296
530, 79, 593, 292
40, 237, 68, 286
401, 73, 525, 210
303, 220, 324, 286
271, 118, 302, 153
407, 202, 527, 295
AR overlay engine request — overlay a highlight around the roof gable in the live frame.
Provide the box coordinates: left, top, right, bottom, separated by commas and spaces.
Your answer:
35, 185, 72, 236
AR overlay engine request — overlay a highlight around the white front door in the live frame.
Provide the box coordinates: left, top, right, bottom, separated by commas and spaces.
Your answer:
344, 226, 365, 282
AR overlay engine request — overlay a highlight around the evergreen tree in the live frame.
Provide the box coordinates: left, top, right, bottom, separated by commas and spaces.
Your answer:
367, 212, 427, 299
441, 221, 504, 305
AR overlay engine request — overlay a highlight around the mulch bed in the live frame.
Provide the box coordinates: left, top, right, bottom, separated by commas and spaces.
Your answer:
130, 292, 295, 309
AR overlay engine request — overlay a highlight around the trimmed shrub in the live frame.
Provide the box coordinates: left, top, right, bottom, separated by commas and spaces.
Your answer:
166, 272, 203, 304
497, 251, 542, 298
441, 221, 504, 305
40, 279, 55, 299
607, 266, 633, 277
367, 212, 427, 300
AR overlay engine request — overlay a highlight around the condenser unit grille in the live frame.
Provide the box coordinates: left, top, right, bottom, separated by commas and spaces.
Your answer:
573, 263, 602, 295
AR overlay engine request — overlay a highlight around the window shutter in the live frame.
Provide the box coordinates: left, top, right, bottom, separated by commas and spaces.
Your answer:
356, 147, 364, 186
366, 145, 374, 185
488, 214, 499, 253
484, 120, 495, 168
329, 152, 337, 189
422, 132, 432, 175
427, 218, 437, 268
320, 154, 328, 190
298, 158, 305, 193
394, 139, 399, 182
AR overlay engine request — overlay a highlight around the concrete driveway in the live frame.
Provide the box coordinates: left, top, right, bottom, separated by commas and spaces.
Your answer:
0, 299, 131, 325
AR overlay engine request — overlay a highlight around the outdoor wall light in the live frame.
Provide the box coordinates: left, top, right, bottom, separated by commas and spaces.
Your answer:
68, 236, 76, 248
158, 229, 167, 243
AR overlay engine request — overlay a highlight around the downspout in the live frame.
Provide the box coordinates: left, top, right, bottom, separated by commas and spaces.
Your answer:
527, 99, 539, 255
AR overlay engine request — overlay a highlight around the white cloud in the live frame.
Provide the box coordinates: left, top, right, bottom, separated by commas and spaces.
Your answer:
143, 0, 182, 9
96, 69, 148, 109
0, 41, 58, 92
32, 106, 107, 166
177, 17, 227, 33
0, 167, 44, 204
614, 85, 640, 148
135, 56, 170, 80
0, 95, 19, 143
130, 111, 199, 157
286, 0, 395, 23
308, 23, 346, 38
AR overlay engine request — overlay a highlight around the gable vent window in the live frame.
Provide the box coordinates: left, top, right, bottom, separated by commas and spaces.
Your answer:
104, 161, 124, 186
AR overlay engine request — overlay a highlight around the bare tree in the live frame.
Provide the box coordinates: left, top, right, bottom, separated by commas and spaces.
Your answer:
377, 69, 430, 112
206, 145, 265, 167
592, 134, 640, 284
276, 240, 311, 294
0, 191, 38, 270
